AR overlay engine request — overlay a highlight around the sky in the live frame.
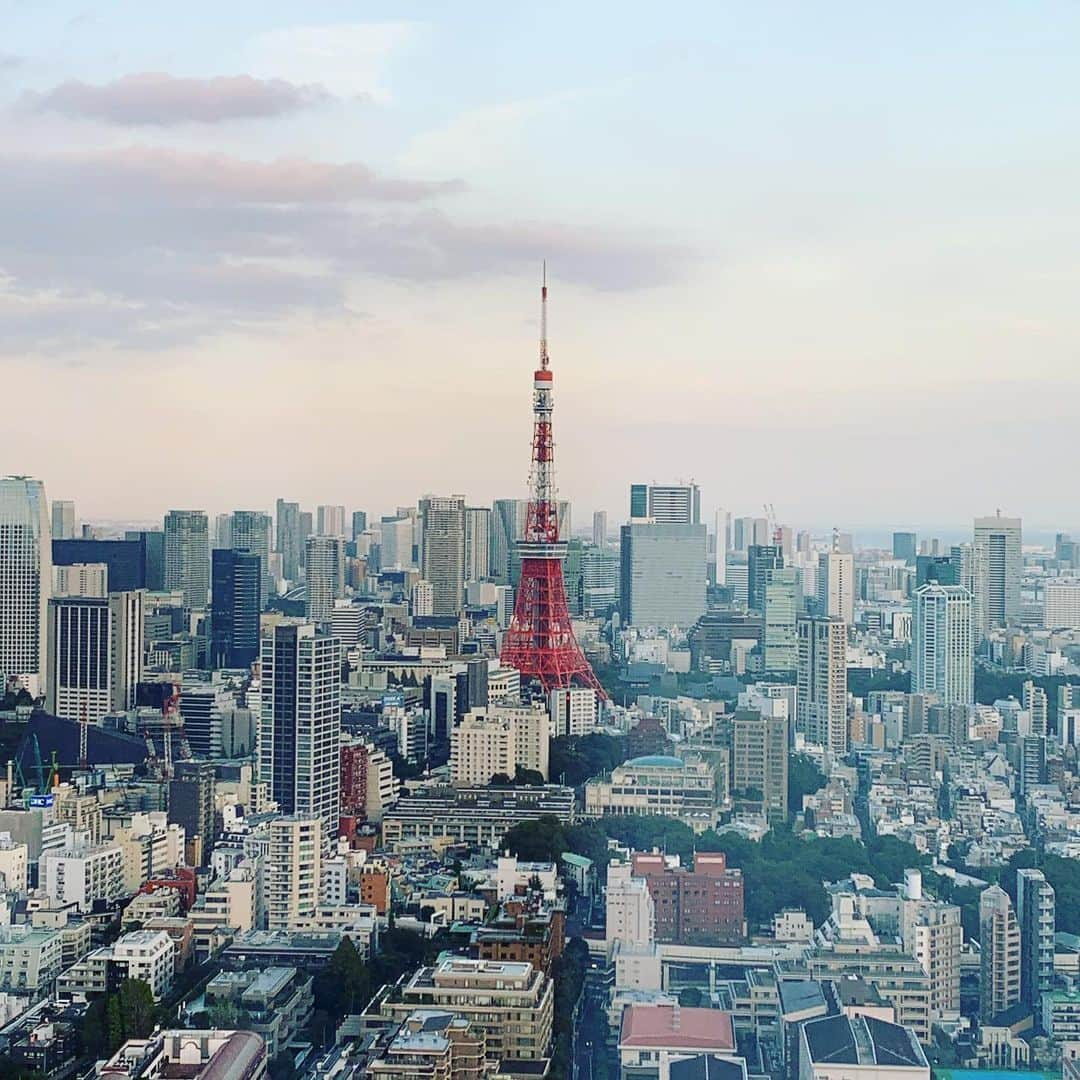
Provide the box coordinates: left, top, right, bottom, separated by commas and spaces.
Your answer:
3, 2, 1080, 535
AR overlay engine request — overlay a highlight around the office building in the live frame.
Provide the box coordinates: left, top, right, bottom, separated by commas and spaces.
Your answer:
45, 596, 111, 722
180, 674, 237, 757
316, 504, 346, 537
629, 482, 700, 524
732, 516, 769, 552
450, 702, 550, 786
1017, 868, 1055, 1016
266, 815, 322, 930
54, 562, 107, 598
620, 522, 706, 628
351, 510, 368, 541
421, 496, 466, 615
51, 500, 76, 541
974, 513, 1022, 635
584, 754, 717, 827
1044, 582, 1080, 629
0, 477, 51, 696
211, 549, 261, 669
732, 710, 789, 822
164, 510, 210, 610
980, 885, 1021, 1021
169, 761, 216, 863
490, 498, 570, 586
747, 544, 783, 612
53, 537, 149, 593
763, 567, 799, 674
582, 545, 619, 614
797, 616, 847, 754
462, 505, 491, 583
230, 510, 272, 606
109, 589, 143, 711
893, 531, 917, 564
305, 535, 345, 622
593, 510, 608, 547
259, 623, 342, 849
817, 550, 854, 624
275, 500, 302, 583
911, 584, 973, 706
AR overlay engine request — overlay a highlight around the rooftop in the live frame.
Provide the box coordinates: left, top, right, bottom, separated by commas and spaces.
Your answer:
625, 755, 686, 768
803, 1015, 926, 1069
620, 1005, 735, 1051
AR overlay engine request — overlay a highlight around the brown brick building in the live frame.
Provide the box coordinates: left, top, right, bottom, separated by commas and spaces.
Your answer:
632, 851, 745, 944
474, 898, 566, 975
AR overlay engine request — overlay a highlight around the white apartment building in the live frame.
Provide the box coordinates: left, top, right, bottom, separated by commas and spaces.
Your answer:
1044, 581, 1080, 629
605, 860, 655, 957
450, 702, 550, 786
974, 513, 1022, 636
266, 816, 321, 930
817, 550, 855, 625
0, 838, 29, 896
797, 616, 848, 755
549, 687, 598, 737
39, 842, 125, 913
0, 926, 64, 993
59, 928, 175, 1001
911, 584, 974, 707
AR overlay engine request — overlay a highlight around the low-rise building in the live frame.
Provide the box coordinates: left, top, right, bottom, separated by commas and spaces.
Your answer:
797, 1013, 929, 1080
584, 756, 718, 831
619, 1004, 737, 1080
0, 926, 64, 994
204, 966, 313, 1059
368, 1010, 489, 1080
57, 928, 175, 1001
97, 1029, 267, 1080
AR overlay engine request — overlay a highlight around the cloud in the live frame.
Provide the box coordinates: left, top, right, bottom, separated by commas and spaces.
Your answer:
0, 53, 23, 70
27, 72, 334, 125
0, 145, 688, 355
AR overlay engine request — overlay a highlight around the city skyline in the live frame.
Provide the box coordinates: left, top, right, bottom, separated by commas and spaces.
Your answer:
4, 4, 1080, 523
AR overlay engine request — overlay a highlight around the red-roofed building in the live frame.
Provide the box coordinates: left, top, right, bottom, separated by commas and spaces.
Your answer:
620, 1005, 738, 1080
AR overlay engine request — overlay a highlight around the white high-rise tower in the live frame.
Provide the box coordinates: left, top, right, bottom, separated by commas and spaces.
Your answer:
912, 583, 974, 706
974, 513, 1022, 636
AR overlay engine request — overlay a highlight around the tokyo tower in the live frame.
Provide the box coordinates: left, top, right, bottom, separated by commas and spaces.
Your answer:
500, 268, 605, 696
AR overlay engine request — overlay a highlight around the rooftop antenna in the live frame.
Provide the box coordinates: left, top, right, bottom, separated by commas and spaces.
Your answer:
540, 261, 549, 372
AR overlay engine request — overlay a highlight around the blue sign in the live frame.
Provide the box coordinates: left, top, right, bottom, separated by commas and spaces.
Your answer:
29, 795, 54, 808
382, 692, 405, 708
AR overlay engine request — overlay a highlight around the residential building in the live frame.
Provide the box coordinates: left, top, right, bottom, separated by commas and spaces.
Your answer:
732, 710, 789, 823
58, 928, 175, 1001
1023, 680, 1049, 737
911, 584, 974, 706
620, 522, 707, 629
369, 1010, 487, 1080
230, 510, 272, 606
164, 510, 210, 610
266, 816, 322, 930
211, 548, 261, 668
381, 956, 553, 1062
259, 623, 342, 849
305, 535, 346, 622
605, 860, 655, 954
316, 505, 346, 537
980, 885, 1021, 1021
817, 550, 854, 624
39, 842, 125, 913
1017, 868, 1055, 1016
763, 567, 799, 674
52, 499, 76, 540
0, 926, 65, 994
549, 687, 598, 737
276, 500, 303, 583
450, 702, 550, 786
421, 496, 467, 615
0, 476, 51, 696
973, 513, 1022, 636
632, 851, 745, 944
464, 506, 491, 582
109, 589, 143, 711
797, 616, 847, 754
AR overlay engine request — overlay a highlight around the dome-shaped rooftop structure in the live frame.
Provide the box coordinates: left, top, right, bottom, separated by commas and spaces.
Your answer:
625, 754, 685, 768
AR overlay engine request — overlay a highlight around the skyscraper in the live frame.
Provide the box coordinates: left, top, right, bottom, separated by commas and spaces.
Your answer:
619, 522, 707, 628
316, 504, 346, 537
210, 549, 260, 669
592, 510, 607, 547
125, 529, 165, 590
109, 590, 144, 712
51, 500, 76, 541
212, 512, 232, 550
163, 510, 209, 610
1023, 680, 1048, 738
259, 623, 342, 851
230, 509, 272, 606
732, 710, 789, 822
817, 549, 854, 624
893, 531, 917, 564
0, 477, 51, 696
747, 543, 783, 612
979, 885, 1021, 1022
911, 583, 974, 706
1016, 868, 1055, 1017
275, 499, 302, 583
974, 513, 1022, 636
351, 510, 368, 541
797, 615, 847, 754
763, 567, 799, 674
305, 536, 345, 622
490, 498, 569, 587
46, 596, 111, 722
629, 482, 700, 524
464, 506, 491, 583
420, 496, 466, 615
379, 514, 415, 570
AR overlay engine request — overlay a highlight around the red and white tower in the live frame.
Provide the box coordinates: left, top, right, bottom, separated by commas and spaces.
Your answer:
500, 269, 605, 696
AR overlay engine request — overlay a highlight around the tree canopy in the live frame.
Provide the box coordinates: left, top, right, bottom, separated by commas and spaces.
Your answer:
549, 733, 628, 787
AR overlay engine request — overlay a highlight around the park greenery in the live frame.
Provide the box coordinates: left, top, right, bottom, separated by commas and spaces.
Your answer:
81, 978, 158, 1059
549, 733, 628, 787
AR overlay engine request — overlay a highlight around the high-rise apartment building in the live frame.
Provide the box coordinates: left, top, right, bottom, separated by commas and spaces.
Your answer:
230, 510, 271, 606
817, 550, 854, 624
0, 477, 51, 696
351, 510, 368, 541
51, 500, 76, 541
893, 531, 917, 564
45, 596, 111, 722
464, 506, 491, 583
797, 615, 847, 754
1017, 868, 1055, 1016
1023, 681, 1048, 738
619, 522, 706, 628
450, 702, 550, 786
763, 567, 799, 674
109, 590, 144, 712
974, 513, 1022, 636
629, 483, 700, 524
592, 510, 607, 547
210, 549, 260, 669
212, 512, 232, 550
911, 584, 974, 706
731, 710, 789, 822
980, 885, 1021, 1022
899, 871, 961, 1023
266, 815, 322, 930
316, 504, 346, 537
420, 496, 466, 615
259, 623, 342, 850
305, 536, 345, 622
275, 500, 302, 583
163, 510, 209, 610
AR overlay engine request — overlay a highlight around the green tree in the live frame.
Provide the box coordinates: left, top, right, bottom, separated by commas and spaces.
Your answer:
787, 754, 826, 814
502, 815, 568, 862
314, 937, 371, 1018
